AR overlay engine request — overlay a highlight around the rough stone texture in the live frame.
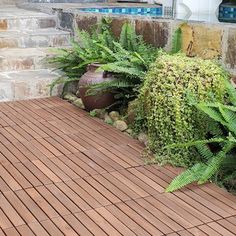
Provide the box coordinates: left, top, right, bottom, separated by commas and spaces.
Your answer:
38, 18, 57, 28
73, 98, 85, 109
179, 23, 194, 55
0, 20, 7, 31
0, 48, 50, 71
225, 28, 236, 70
135, 20, 169, 48
76, 15, 98, 33
63, 92, 78, 102
138, 132, 149, 146
0, 6, 68, 101
0, 70, 61, 101
111, 18, 130, 38
180, 23, 223, 59
0, 29, 70, 48
104, 113, 113, 124
109, 111, 120, 121
113, 120, 128, 131
0, 0, 24, 4
58, 11, 74, 32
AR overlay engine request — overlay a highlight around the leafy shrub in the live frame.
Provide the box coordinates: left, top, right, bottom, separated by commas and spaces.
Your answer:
166, 79, 236, 192
136, 53, 229, 167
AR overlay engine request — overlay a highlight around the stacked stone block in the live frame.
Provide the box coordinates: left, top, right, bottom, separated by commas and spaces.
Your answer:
0, 7, 70, 101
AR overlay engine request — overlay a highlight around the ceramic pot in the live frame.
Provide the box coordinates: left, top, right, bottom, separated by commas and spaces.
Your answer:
79, 63, 115, 111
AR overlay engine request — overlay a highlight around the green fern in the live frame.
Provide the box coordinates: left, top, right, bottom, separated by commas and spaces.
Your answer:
166, 163, 207, 192
166, 79, 236, 192
49, 18, 158, 104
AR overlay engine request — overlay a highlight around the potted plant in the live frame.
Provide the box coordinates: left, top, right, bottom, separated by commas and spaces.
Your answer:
50, 20, 159, 111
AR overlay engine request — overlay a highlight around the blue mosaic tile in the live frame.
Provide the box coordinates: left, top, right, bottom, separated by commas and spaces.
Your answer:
219, 3, 236, 22
79, 7, 162, 17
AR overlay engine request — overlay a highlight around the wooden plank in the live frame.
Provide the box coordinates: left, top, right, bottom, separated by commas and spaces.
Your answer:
207, 222, 235, 236
3, 227, 21, 236
85, 209, 123, 236
226, 216, 236, 226
0, 194, 25, 227
115, 202, 163, 236
15, 190, 49, 222
40, 219, 64, 236
2, 163, 32, 189
0, 97, 236, 236
0, 165, 22, 191
134, 198, 183, 232
25, 188, 60, 219
74, 212, 107, 236
51, 217, 78, 236
35, 185, 71, 216
217, 219, 236, 234
3, 191, 37, 224
28, 221, 50, 236
105, 204, 151, 236
55, 181, 91, 211
74, 178, 111, 206
0, 208, 13, 229
125, 200, 173, 235
187, 227, 207, 236
45, 183, 81, 214
16, 224, 35, 236
96, 207, 137, 236
63, 214, 93, 236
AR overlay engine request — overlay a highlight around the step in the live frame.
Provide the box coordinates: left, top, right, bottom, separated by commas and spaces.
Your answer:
0, 69, 62, 101
0, 16, 57, 31
0, 48, 57, 71
0, 29, 70, 48
0, 7, 57, 31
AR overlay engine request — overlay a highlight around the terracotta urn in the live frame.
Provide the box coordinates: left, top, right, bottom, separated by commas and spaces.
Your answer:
78, 63, 115, 111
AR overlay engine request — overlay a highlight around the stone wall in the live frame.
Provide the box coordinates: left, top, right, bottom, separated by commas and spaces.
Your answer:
55, 11, 236, 75
0, 0, 25, 5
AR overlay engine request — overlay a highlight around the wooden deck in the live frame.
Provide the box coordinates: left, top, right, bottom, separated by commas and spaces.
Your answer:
0, 97, 235, 236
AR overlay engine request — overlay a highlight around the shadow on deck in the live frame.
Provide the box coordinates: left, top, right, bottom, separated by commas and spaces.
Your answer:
0, 97, 235, 236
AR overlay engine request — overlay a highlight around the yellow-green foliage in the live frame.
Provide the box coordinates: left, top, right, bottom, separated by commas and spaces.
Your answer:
137, 53, 229, 166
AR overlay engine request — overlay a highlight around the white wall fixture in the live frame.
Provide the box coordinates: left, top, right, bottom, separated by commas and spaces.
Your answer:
154, 0, 174, 18
175, 0, 222, 21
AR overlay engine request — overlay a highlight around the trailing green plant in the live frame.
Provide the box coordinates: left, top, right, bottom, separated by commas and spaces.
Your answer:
49, 19, 158, 106
166, 79, 236, 192
135, 53, 229, 167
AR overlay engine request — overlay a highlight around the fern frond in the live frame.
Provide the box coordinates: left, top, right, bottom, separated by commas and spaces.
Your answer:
225, 78, 236, 106
196, 103, 225, 124
165, 138, 226, 149
166, 163, 207, 192
98, 62, 145, 79
195, 143, 214, 160
199, 142, 235, 184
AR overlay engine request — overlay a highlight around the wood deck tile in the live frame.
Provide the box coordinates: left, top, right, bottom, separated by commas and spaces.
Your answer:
0, 97, 235, 236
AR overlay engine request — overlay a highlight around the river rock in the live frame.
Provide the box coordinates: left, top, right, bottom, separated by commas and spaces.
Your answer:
109, 111, 120, 121
63, 92, 77, 102
73, 98, 85, 109
113, 120, 128, 131
138, 132, 149, 146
